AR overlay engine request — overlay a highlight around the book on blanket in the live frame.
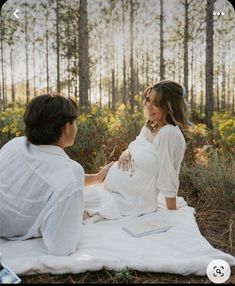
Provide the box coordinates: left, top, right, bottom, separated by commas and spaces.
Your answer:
123, 220, 172, 237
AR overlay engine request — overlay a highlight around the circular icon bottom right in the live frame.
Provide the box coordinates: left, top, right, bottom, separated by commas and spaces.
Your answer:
207, 259, 231, 284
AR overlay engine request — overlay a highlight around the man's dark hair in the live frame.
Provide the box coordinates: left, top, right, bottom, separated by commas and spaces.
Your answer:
23, 94, 78, 145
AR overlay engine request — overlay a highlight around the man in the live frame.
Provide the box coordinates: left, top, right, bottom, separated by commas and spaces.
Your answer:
0, 94, 112, 256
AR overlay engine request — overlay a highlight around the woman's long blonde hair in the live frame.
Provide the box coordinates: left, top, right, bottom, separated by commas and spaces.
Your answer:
143, 80, 190, 141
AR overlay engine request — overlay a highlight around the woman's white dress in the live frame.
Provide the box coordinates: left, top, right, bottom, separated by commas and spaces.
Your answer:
84, 124, 186, 219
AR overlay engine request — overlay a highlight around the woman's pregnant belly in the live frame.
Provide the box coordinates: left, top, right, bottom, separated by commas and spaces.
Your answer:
103, 161, 144, 195
103, 161, 157, 215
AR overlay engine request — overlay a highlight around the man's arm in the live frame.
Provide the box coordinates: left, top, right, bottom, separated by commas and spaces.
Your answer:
165, 197, 177, 210
85, 174, 101, 186
85, 161, 114, 186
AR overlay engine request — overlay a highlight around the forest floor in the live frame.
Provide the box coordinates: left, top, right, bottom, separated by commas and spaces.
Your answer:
19, 187, 235, 284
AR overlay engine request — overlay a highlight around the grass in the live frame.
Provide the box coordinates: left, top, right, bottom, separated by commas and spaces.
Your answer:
19, 268, 235, 284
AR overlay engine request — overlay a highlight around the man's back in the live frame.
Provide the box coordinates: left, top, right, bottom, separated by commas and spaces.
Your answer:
0, 136, 84, 255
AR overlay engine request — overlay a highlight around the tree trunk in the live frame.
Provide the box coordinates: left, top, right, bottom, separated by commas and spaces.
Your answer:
146, 49, 149, 86
10, 47, 15, 102
110, 9, 116, 109
24, 3, 30, 104
183, 0, 189, 100
199, 48, 204, 114
221, 47, 226, 111
200, 64, 204, 114
194, 47, 197, 109
108, 75, 111, 110
74, 36, 79, 100
129, 0, 135, 112
173, 52, 176, 81
99, 36, 102, 108
232, 75, 235, 114
122, 0, 127, 104
178, 43, 181, 84
0, 13, 5, 110
56, 0, 61, 93
67, 57, 71, 97
226, 57, 230, 112
160, 0, 165, 80
190, 45, 194, 109
46, 12, 50, 94
136, 50, 139, 93
205, 0, 215, 129
32, 17, 36, 97
79, 0, 89, 110
111, 68, 115, 110
116, 53, 119, 104
216, 60, 220, 111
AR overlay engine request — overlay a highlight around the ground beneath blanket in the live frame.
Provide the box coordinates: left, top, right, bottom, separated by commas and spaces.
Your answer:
18, 267, 235, 284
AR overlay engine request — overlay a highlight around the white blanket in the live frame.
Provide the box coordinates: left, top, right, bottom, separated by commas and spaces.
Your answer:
0, 204, 234, 276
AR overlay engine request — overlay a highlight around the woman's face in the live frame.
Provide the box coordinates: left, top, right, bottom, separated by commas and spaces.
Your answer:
145, 89, 166, 124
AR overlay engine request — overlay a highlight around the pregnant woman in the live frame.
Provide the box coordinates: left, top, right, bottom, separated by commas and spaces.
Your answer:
84, 80, 190, 221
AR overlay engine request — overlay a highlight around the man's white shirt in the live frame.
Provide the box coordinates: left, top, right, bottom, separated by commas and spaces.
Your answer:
0, 136, 84, 256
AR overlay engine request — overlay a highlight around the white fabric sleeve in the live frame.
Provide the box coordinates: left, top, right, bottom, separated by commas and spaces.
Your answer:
41, 185, 84, 256
154, 127, 185, 198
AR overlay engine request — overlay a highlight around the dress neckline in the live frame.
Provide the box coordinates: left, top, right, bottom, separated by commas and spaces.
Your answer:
141, 124, 175, 145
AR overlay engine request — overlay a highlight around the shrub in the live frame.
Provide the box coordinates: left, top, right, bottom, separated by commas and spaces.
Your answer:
184, 123, 211, 166
211, 112, 235, 152
67, 104, 144, 172
0, 107, 24, 147
180, 151, 235, 212
66, 105, 110, 172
